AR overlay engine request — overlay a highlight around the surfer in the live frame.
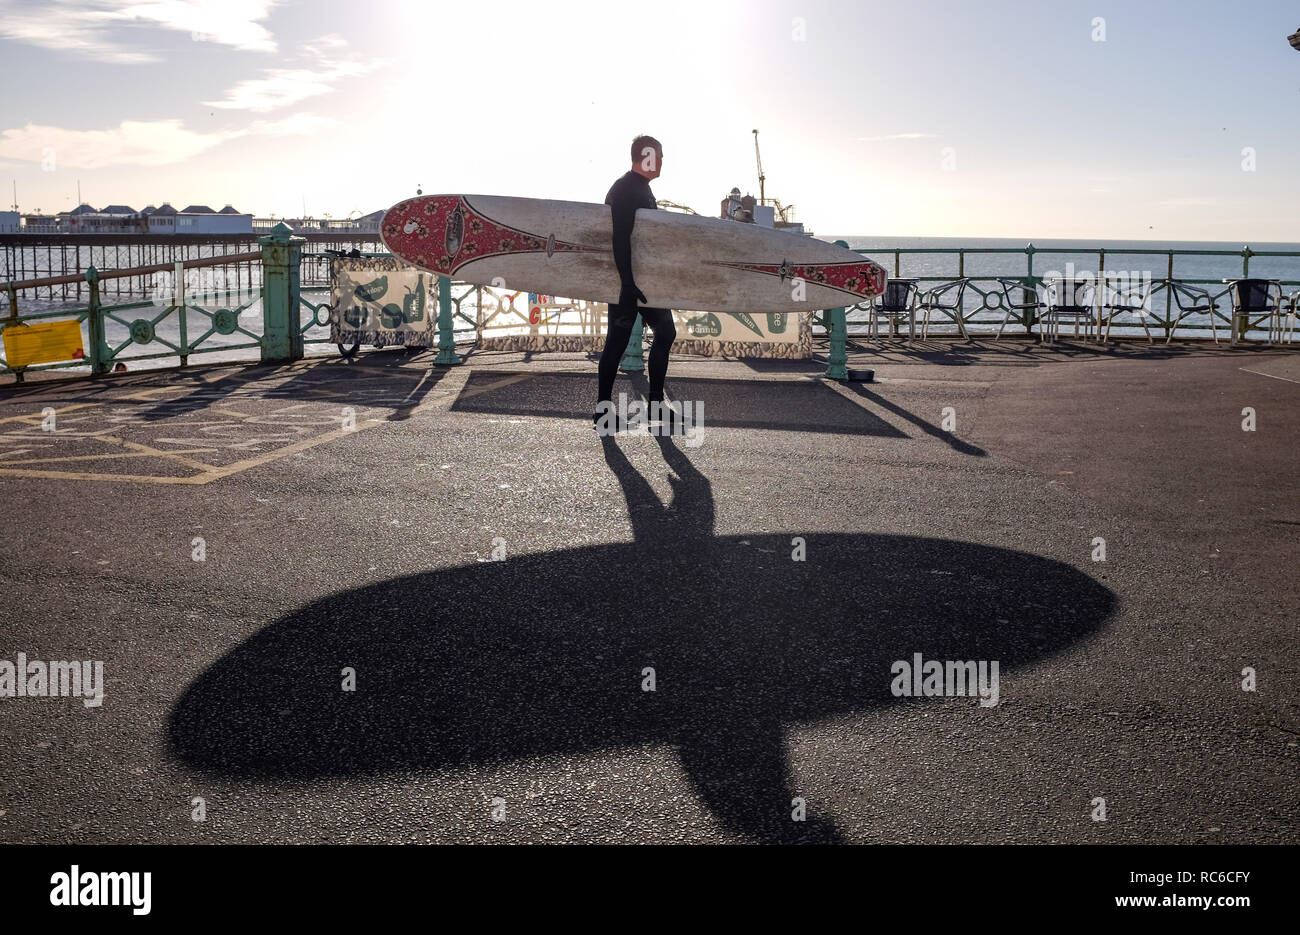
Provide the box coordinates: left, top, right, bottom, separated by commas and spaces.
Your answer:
596, 134, 677, 429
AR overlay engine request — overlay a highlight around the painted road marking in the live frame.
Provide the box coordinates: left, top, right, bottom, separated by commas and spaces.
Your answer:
1240, 366, 1300, 385
0, 403, 100, 425
0, 364, 401, 483
0, 420, 383, 484
0, 448, 217, 466
456, 373, 535, 400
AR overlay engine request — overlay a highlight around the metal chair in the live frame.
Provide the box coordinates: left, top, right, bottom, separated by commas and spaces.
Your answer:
1097, 275, 1156, 343
1286, 290, 1300, 343
1166, 282, 1221, 343
994, 277, 1045, 340
918, 279, 970, 339
1041, 277, 1096, 343
869, 278, 919, 343
1224, 278, 1285, 345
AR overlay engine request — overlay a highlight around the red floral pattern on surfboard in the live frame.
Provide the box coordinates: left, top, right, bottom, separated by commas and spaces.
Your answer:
706, 259, 888, 302
381, 195, 603, 275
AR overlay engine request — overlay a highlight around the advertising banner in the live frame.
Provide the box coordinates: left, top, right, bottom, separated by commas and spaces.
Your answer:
330, 257, 436, 348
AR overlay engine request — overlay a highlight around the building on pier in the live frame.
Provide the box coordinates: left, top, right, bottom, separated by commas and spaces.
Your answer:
12, 203, 367, 235
44, 202, 253, 234
174, 204, 252, 234
142, 204, 176, 233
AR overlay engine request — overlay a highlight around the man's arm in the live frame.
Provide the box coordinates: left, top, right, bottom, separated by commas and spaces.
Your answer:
608, 180, 646, 307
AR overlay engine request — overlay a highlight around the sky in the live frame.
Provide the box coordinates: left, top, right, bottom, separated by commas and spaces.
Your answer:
0, 0, 1297, 241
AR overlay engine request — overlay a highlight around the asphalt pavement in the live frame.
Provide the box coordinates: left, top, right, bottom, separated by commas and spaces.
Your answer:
1, 338, 1295, 843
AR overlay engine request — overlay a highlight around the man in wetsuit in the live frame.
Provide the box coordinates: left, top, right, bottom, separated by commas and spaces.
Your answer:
595, 134, 677, 428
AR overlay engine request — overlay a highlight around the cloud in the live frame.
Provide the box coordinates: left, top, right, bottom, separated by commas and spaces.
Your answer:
202, 33, 381, 112
0, 0, 277, 63
857, 133, 940, 142
0, 113, 333, 169
204, 69, 340, 111
128, 0, 277, 51
0, 0, 156, 63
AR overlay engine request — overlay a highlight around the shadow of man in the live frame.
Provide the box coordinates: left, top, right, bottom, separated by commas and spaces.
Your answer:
600, 431, 844, 842
169, 432, 1116, 844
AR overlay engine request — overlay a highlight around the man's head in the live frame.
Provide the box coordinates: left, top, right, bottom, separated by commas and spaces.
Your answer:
630, 135, 663, 180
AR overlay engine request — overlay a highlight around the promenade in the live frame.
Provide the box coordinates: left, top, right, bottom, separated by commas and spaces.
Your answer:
1, 339, 1296, 843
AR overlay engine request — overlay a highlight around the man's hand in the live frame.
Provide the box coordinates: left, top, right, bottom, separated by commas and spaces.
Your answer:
619, 283, 647, 307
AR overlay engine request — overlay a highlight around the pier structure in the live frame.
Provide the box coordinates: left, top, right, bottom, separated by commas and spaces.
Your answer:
0, 230, 382, 302
0, 318, 1295, 845
0, 229, 1296, 386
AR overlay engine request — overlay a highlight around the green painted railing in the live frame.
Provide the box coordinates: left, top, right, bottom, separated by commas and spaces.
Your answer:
842, 243, 1300, 341
0, 226, 305, 383
4, 234, 1296, 386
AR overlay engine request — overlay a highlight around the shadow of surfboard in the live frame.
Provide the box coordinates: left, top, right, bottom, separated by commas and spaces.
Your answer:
167, 434, 1114, 843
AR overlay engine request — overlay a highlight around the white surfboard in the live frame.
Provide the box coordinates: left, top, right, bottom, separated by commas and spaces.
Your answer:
381, 194, 886, 313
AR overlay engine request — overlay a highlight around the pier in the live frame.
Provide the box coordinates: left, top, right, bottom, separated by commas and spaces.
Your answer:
2, 231, 1297, 386
1, 227, 1297, 844
0, 230, 381, 302
1, 339, 1295, 843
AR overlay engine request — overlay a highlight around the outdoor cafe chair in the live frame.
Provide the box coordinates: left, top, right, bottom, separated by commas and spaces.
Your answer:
869, 278, 919, 343
1041, 277, 1097, 343
918, 278, 970, 340
994, 277, 1046, 341
1223, 278, 1285, 345
1166, 282, 1221, 343
1286, 290, 1300, 343
1097, 275, 1156, 343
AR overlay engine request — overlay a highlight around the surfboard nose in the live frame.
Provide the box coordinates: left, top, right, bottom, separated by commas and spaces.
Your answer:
380, 195, 464, 275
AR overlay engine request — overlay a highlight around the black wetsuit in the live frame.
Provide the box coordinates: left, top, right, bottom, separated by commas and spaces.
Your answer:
598, 170, 676, 408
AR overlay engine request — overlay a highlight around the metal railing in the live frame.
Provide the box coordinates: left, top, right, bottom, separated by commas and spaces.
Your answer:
1, 226, 306, 382
841, 243, 1300, 341
1, 232, 382, 302
4, 236, 1296, 386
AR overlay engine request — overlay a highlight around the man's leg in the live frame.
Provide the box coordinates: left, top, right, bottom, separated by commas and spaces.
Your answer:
640, 307, 676, 402
597, 305, 637, 410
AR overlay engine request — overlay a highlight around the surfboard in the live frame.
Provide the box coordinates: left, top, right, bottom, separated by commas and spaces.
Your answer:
380, 194, 887, 313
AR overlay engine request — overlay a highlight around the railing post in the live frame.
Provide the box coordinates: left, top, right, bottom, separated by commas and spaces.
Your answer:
5, 284, 20, 383
175, 260, 189, 366
258, 222, 305, 363
1097, 249, 1105, 339
86, 265, 110, 377
822, 238, 851, 379
1166, 252, 1175, 333
619, 314, 645, 372
474, 285, 484, 342
824, 306, 848, 380
435, 275, 462, 365
1236, 246, 1254, 343
1024, 243, 1037, 332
